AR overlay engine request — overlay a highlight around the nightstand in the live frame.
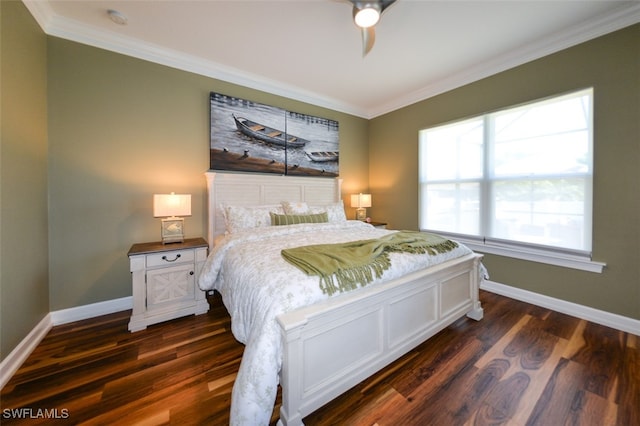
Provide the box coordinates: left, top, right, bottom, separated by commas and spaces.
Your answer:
368, 221, 387, 229
127, 237, 209, 332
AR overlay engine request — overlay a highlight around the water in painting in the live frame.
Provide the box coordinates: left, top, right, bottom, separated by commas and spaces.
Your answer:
210, 92, 339, 177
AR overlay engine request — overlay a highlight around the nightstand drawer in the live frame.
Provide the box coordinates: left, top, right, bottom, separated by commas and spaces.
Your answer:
146, 249, 194, 267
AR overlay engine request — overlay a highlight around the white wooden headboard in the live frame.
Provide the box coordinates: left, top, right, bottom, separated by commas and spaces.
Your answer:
205, 172, 343, 247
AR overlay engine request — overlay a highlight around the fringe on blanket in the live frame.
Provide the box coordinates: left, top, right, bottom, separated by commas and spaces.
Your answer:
320, 254, 392, 295
319, 238, 459, 295
282, 231, 459, 296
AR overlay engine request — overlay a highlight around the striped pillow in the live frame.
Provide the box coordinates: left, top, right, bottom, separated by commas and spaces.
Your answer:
270, 212, 329, 226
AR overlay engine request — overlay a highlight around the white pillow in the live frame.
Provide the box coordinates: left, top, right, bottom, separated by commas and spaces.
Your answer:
281, 201, 310, 215
309, 200, 347, 222
223, 204, 284, 234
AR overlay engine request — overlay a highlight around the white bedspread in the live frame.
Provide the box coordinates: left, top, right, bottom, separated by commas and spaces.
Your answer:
198, 221, 472, 425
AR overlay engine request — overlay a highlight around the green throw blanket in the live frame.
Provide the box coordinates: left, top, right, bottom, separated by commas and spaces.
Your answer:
281, 231, 458, 295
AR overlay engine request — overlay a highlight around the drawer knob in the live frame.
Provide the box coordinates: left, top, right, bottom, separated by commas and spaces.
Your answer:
162, 254, 181, 262
189, 271, 194, 276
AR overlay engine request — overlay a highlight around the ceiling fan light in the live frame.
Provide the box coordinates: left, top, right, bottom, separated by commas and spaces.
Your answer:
354, 7, 380, 28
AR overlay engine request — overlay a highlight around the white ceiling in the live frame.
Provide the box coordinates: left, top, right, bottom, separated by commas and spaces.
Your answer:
24, 0, 640, 118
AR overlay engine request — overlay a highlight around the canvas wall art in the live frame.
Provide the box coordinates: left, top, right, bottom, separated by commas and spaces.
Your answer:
210, 92, 339, 177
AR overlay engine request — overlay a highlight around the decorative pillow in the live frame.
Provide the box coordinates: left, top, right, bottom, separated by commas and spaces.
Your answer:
223, 204, 284, 233
281, 201, 310, 215
309, 200, 347, 222
270, 212, 329, 226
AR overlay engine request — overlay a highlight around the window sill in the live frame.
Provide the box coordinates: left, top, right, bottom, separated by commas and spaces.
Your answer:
439, 236, 606, 273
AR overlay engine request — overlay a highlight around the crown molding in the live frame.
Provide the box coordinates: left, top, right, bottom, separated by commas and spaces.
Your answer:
370, 3, 640, 118
21, 0, 54, 31
22, 1, 640, 119
21, 1, 368, 118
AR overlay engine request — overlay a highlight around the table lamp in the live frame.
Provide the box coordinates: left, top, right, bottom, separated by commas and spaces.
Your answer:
351, 193, 372, 221
153, 193, 191, 244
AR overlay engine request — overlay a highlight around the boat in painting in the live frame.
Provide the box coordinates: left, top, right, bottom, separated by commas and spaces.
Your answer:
306, 151, 339, 162
233, 114, 308, 148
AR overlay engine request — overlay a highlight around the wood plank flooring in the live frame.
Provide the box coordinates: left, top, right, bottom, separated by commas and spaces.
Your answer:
1, 291, 638, 425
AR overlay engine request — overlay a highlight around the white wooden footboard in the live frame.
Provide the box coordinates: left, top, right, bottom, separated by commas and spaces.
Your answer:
276, 253, 483, 426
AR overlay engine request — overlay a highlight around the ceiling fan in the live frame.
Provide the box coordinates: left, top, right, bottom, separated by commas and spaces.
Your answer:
348, 0, 397, 56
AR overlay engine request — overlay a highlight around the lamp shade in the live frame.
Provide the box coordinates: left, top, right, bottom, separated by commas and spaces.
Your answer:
351, 193, 372, 208
153, 193, 191, 218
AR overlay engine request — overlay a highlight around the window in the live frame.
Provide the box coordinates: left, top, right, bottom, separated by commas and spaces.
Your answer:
419, 89, 602, 272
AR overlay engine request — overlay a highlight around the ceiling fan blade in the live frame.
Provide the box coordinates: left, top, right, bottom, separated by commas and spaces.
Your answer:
380, 0, 397, 14
349, 0, 395, 56
348, 0, 397, 11
361, 26, 375, 56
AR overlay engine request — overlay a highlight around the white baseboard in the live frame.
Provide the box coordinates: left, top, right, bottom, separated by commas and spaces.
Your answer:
481, 280, 640, 336
50, 296, 132, 326
3, 286, 638, 391
0, 314, 52, 390
1, 296, 132, 390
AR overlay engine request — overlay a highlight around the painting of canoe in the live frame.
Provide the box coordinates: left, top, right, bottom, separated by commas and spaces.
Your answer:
306, 151, 339, 162
233, 114, 307, 148
210, 92, 339, 177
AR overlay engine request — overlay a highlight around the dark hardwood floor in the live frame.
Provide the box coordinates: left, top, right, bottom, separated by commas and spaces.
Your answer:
1, 291, 638, 425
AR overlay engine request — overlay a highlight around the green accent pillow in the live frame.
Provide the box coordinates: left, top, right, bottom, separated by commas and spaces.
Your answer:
270, 212, 329, 226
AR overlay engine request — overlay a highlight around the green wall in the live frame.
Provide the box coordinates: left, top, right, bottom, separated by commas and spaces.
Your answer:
1, 0, 367, 360
369, 24, 640, 320
2, 1, 637, 364
46, 38, 369, 311
1, 0, 50, 359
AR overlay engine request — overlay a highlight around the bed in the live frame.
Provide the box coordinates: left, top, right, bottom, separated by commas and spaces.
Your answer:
199, 171, 484, 426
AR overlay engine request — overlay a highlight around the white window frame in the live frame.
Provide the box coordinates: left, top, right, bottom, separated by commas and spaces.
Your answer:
418, 89, 605, 273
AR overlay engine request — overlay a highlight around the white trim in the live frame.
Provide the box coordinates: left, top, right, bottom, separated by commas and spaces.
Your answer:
21, 0, 365, 118
1, 297, 133, 389
369, 3, 640, 118
21, 1, 640, 119
20, 0, 54, 31
0, 314, 52, 390
50, 296, 132, 326
2, 284, 637, 392
461, 239, 606, 273
481, 280, 640, 337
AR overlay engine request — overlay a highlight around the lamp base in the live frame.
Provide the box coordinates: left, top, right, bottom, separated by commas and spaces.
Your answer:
355, 208, 367, 221
160, 217, 185, 244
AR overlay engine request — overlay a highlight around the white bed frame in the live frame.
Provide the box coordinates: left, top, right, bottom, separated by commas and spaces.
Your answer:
205, 171, 483, 426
